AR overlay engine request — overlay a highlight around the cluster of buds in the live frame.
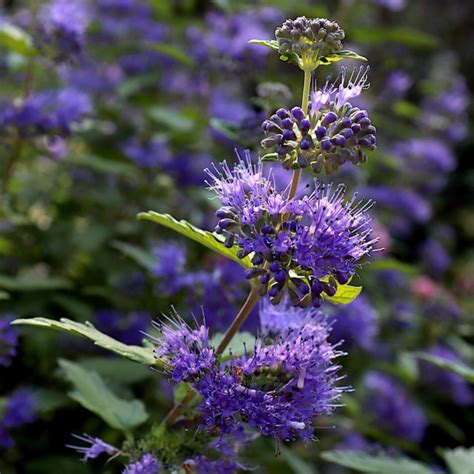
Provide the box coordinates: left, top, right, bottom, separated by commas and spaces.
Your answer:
275, 17, 345, 59
261, 68, 376, 174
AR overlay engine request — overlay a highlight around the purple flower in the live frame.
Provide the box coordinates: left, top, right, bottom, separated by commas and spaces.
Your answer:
123, 453, 160, 474
420, 346, 473, 406
383, 70, 412, 99
153, 316, 216, 383
0, 314, 18, 367
208, 152, 375, 307
419, 239, 451, 277
372, 0, 406, 11
364, 372, 427, 442
0, 389, 37, 449
94, 309, 150, 345
326, 296, 379, 350
151, 241, 189, 295
67, 433, 118, 461
184, 456, 243, 474
40, 0, 90, 59
122, 138, 171, 169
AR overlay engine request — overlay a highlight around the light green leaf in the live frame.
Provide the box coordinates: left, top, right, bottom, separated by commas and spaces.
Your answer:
149, 43, 194, 66
321, 450, 434, 474
12, 317, 158, 366
111, 241, 156, 270
248, 39, 279, 51
415, 353, 474, 383
211, 331, 255, 357
58, 359, 148, 431
0, 275, 72, 291
137, 211, 252, 268
0, 290, 10, 300
442, 447, 474, 474
316, 49, 367, 66
323, 282, 362, 305
0, 23, 36, 56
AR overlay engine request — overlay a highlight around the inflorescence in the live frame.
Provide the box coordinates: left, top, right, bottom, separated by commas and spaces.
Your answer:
207, 152, 375, 307
262, 67, 376, 173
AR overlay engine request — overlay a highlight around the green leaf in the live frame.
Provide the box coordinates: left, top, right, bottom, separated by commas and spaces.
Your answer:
321, 450, 434, 474
261, 152, 280, 162
0, 290, 10, 300
137, 211, 252, 268
66, 155, 139, 179
149, 43, 194, 66
58, 359, 149, 431
0, 275, 72, 291
211, 331, 255, 357
442, 447, 474, 474
351, 27, 437, 49
316, 49, 367, 66
248, 39, 279, 51
415, 353, 474, 383
12, 317, 158, 366
0, 23, 36, 56
281, 446, 318, 473
209, 118, 241, 141
111, 241, 156, 270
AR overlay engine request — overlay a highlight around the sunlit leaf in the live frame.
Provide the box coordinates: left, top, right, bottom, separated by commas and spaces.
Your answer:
442, 447, 474, 474
137, 211, 253, 268
12, 317, 158, 366
0, 23, 36, 56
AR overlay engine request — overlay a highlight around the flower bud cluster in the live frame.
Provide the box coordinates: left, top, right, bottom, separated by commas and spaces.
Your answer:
207, 153, 375, 308
275, 17, 345, 58
262, 68, 376, 174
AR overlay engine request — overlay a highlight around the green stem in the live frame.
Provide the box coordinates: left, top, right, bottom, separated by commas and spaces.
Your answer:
288, 68, 312, 199
161, 64, 314, 428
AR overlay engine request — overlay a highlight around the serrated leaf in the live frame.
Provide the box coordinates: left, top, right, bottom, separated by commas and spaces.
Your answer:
0, 23, 36, 56
248, 39, 279, 51
442, 447, 474, 474
321, 450, 434, 474
111, 241, 156, 270
316, 50, 367, 66
149, 43, 194, 66
137, 211, 252, 268
415, 353, 474, 383
12, 317, 158, 366
58, 359, 148, 431
261, 152, 280, 162
0, 275, 72, 291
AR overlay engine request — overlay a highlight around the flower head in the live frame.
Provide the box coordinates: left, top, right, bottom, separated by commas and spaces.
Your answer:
153, 315, 217, 383
0, 314, 18, 367
208, 153, 375, 307
262, 67, 375, 173
123, 453, 160, 474
67, 434, 119, 461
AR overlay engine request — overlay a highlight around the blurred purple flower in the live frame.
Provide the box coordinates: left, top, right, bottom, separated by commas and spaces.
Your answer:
364, 372, 427, 442
0, 314, 18, 367
122, 138, 171, 169
420, 346, 473, 406
419, 239, 451, 277
94, 309, 150, 345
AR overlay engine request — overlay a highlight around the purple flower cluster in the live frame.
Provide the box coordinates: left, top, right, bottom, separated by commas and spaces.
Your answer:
1, 88, 91, 138
261, 68, 376, 173
123, 453, 160, 474
0, 389, 37, 449
122, 138, 171, 169
364, 372, 427, 442
39, 0, 90, 60
0, 314, 18, 367
154, 301, 345, 443
94, 309, 151, 345
208, 152, 375, 307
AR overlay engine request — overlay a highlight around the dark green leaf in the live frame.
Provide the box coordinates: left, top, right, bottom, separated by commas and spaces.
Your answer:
138, 211, 252, 268
12, 317, 158, 366
58, 359, 149, 431
0, 275, 72, 291
351, 27, 437, 49
66, 155, 139, 179
111, 241, 156, 270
